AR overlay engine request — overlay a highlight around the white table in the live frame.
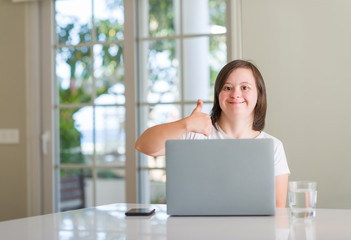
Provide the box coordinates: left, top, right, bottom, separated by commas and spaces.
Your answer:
0, 204, 350, 239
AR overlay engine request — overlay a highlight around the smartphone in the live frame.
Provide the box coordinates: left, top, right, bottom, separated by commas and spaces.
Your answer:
125, 208, 155, 216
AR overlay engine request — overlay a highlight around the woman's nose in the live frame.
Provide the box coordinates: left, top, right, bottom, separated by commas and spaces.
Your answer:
231, 88, 241, 98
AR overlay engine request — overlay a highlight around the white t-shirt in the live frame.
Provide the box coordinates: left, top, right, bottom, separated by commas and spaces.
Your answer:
182, 124, 290, 176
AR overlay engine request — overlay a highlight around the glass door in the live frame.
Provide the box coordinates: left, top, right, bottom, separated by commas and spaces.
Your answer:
54, 0, 127, 210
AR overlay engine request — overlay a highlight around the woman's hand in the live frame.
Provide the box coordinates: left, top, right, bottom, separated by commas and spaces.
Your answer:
135, 99, 212, 156
184, 99, 212, 136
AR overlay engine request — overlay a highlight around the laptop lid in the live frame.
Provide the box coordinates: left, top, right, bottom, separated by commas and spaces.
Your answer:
166, 139, 275, 216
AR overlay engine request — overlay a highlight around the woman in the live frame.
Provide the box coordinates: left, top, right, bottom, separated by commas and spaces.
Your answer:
135, 59, 290, 207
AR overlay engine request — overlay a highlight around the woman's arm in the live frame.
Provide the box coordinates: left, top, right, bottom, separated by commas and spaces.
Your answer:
275, 174, 289, 208
135, 100, 212, 157
135, 119, 188, 156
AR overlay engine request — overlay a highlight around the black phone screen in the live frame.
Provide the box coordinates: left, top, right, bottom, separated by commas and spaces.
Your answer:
125, 208, 155, 216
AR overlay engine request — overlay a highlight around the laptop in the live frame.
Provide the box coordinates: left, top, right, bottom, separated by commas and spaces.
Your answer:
165, 139, 275, 216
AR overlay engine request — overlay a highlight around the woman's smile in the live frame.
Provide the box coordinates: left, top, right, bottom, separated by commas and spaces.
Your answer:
228, 98, 245, 104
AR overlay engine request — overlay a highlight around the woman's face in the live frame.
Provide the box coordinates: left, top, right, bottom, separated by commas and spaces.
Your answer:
218, 68, 258, 121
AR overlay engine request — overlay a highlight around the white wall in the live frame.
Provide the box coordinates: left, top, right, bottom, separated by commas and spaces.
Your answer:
0, 0, 28, 221
240, 0, 351, 208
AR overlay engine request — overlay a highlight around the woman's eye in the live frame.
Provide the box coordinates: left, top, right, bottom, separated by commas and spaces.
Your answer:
223, 86, 232, 91
242, 85, 249, 90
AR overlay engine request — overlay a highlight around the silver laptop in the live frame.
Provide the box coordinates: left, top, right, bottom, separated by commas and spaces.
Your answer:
166, 139, 275, 216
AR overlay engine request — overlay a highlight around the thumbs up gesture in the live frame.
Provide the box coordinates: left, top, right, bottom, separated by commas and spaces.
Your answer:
185, 99, 212, 136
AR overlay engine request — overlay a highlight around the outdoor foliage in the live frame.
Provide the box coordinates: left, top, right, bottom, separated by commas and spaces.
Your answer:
57, 20, 123, 165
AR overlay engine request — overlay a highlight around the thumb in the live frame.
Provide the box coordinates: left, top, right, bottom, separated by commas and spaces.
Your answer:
192, 99, 203, 113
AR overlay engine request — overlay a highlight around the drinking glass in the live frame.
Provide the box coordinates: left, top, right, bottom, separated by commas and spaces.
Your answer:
288, 181, 317, 218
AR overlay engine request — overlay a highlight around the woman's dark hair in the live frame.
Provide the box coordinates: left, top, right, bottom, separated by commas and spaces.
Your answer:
210, 59, 267, 131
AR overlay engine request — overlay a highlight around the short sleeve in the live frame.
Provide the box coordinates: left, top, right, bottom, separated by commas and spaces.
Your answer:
273, 139, 290, 176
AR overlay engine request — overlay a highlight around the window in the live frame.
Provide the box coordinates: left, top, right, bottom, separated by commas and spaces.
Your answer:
136, 0, 228, 203
48, 0, 232, 211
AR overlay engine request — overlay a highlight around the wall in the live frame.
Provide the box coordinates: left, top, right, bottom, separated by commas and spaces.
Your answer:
241, 0, 351, 208
0, 0, 28, 221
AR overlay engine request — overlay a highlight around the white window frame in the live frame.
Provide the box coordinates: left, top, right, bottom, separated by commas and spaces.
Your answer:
40, 0, 56, 214
24, 0, 43, 216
